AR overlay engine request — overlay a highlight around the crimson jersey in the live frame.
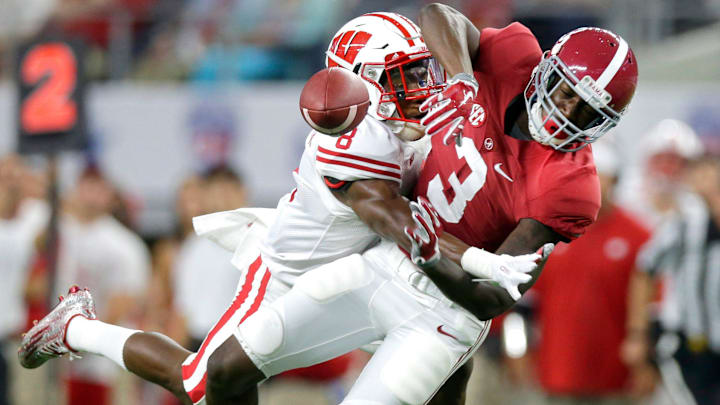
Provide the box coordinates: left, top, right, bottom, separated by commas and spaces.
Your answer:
414, 23, 600, 250
532, 205, 651, 393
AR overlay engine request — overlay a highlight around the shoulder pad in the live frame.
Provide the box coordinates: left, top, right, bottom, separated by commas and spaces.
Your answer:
315, 118, 404, 183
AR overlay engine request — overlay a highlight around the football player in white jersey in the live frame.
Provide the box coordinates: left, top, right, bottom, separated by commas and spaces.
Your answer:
19, 12, 542, 405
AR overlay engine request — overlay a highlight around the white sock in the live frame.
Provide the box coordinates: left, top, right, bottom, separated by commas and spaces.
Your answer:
65, 316, 141, 371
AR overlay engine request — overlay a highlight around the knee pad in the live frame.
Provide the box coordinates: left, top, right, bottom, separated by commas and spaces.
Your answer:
295, 254, 374, 302
380, 332, 454, 405
236, 307, 284, 357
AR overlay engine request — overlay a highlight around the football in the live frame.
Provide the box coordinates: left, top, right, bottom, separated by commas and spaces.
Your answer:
299, 67, 370, 135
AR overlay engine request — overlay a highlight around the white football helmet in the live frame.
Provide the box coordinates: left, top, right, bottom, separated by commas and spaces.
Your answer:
325, 12, 445, 137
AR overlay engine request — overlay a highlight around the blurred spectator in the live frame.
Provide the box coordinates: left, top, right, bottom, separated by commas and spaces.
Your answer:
617, 119, 705, 229
144, 176, 204, 344
624, 155, 720, 405
53, 166, 151, 405
616, 121, 706, 405
139, 175, 204, 405
0, 155, 48, 405
506, 142, 652, 404
173, 166, 246, 350
201, 165, 247, 214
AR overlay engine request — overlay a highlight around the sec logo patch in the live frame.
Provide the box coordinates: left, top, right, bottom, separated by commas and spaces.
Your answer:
469, 104, 486, 127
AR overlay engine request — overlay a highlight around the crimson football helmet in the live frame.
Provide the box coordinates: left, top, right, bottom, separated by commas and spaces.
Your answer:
325, 12, 445, 138
524, 27, 638, 152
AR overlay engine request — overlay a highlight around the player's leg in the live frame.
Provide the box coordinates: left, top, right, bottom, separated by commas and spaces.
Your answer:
122, 332, 194, 402
426, 360, 474, 405
19, 286, 194, 403
345, 241, 490, 405
20, 255, 277, 405
340, 317, 487, 405
71, 323, 195, 402
180, 255, 285, 404
204, 336, 263, 405
204, 254, 384, 404
68, 254, 279, 405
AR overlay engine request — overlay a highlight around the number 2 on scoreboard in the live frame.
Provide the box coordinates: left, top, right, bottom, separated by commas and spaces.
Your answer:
20, 43, 78, 134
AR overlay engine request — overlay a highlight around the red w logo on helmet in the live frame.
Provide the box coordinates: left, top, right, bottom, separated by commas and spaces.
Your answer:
327, 31, 372, 67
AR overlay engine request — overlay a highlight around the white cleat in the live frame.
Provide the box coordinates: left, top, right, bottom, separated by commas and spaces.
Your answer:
18, 286, 96, 369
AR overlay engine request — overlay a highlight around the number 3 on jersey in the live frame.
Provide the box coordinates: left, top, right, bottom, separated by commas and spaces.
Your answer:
427, 138, 487, 223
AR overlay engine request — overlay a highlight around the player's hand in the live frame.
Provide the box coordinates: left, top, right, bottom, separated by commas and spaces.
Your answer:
460, 247, 541, 301
404, 197, 443, 268
419, 73, 479, 144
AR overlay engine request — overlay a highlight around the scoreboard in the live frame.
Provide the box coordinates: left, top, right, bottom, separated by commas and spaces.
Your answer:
16, 39, 87, 154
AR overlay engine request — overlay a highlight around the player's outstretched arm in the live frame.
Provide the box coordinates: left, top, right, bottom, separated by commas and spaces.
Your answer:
331, 179, 428, 255
417, 4, 482, 143
413, 218, 560, 320
332, 179, 485, 267
418, 3, 480, 77
332, 180, 544, 302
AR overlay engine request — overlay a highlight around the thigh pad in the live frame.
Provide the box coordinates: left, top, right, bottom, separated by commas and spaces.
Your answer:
295, 254, 374, 302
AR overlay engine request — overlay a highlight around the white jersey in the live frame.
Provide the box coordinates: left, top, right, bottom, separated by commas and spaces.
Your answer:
260, 117, 425, 284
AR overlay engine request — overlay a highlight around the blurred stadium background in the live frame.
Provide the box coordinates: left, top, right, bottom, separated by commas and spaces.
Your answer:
0, 0, 719, 404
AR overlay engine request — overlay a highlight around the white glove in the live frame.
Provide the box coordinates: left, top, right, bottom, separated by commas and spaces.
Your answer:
460, 247, 541, 301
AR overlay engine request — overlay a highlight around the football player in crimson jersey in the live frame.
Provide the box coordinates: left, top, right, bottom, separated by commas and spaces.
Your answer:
19, 11, 542, 405
396, 3, 639, 402
189, 6, 637, 405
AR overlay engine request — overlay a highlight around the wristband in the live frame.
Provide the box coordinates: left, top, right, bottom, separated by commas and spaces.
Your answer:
460, 247, 493, 279
450, 72, 479, 88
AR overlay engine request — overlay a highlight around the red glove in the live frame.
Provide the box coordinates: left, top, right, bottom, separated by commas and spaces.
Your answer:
404, 197, 443, 268
419, 73, 479, 145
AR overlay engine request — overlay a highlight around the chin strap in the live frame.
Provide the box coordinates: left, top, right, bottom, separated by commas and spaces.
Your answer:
527, 102, 549, 145
383, 116, 426, 139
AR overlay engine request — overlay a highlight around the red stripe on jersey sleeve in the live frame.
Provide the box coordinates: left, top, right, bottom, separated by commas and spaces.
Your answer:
317, 146, 401, 170
316, 156, 401, 179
